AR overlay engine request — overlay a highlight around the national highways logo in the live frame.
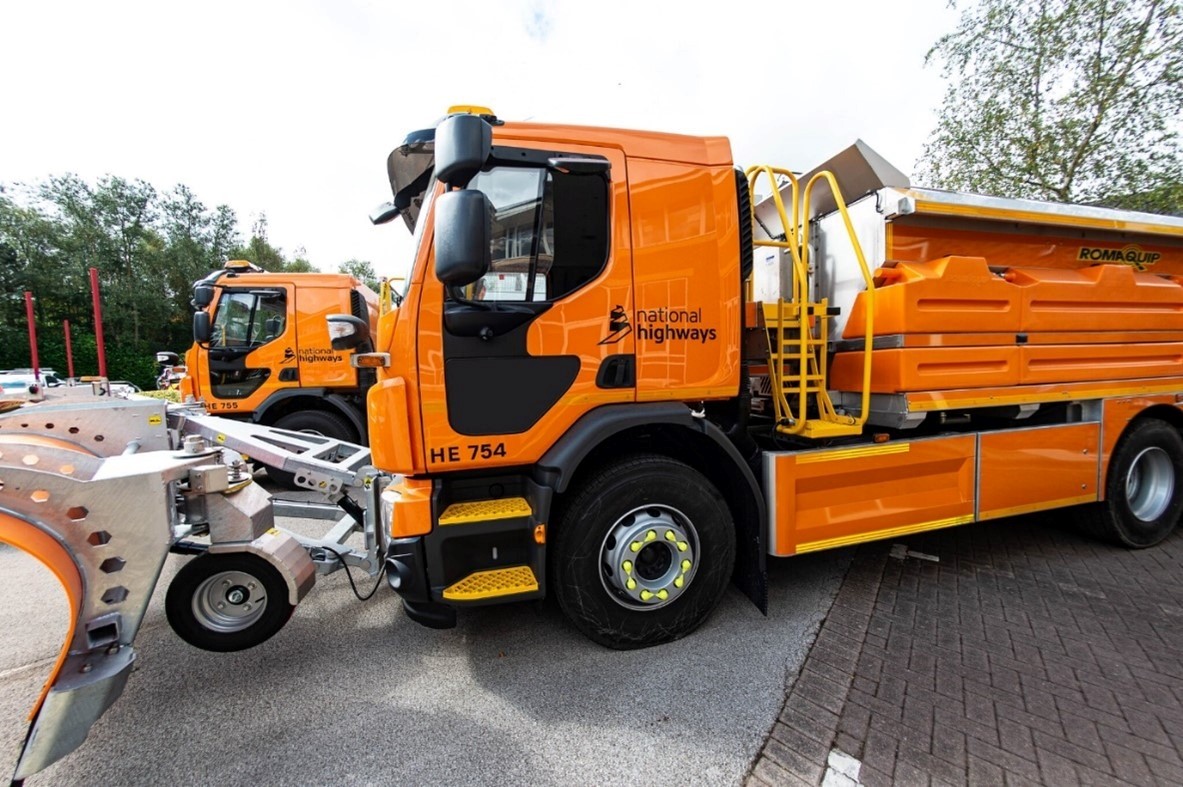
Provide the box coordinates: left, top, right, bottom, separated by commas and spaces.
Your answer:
1078, 244, 1162, 271
599, 305, 718, 345
599, 305, 632, 345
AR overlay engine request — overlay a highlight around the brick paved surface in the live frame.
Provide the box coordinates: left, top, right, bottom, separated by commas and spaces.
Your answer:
748, 513, 1183, 786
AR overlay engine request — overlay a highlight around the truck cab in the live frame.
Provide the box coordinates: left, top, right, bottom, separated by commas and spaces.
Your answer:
361, 107, 756, 643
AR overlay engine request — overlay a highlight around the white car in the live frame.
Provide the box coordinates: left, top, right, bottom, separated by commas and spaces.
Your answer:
0, 378, 36, 396
0, 371, 63, 387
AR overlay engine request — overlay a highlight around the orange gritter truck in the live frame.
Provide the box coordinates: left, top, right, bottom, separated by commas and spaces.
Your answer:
2, 106, 1183, 779
180, 259, 379, 484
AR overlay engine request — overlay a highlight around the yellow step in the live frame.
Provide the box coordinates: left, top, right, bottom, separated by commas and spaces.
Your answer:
442, 565, 539, 601
438, 497, 532, 526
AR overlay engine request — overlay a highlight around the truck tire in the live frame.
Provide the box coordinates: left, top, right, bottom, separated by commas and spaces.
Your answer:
551, 454, 735, 649
1081, 419, 1183, 548
165, 552, 295, 652
267, 410, 357, 488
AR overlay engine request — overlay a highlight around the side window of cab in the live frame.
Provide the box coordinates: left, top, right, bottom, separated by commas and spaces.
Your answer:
464, 164, 608, 303
211, 289, 287, 348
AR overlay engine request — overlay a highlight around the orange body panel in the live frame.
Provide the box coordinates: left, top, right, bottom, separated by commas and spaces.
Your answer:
493, 122, 733, 166
629, 159, 742, 401
830, 346, 1020, 392
768, 436, 976, 556
844, 256, 1022, 336
367, 375, 416, 473
0, 437, 93, 720
896, 376, 1183, 412
387, 477, 434, 538
837, 260, 1183, 394
1021, 343, 1183, 385
844, 261, 1183, 341
371, 236, 428, 474
0, 513, 81, 719
1009, 265, 1183, 332
977, 424, 1099, 520
843, 331, 1183, 348
832, 343, 1183, 394
888, 223, 1183, 275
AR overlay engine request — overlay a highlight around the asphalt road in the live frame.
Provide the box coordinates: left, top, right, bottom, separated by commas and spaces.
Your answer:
0, 488, 848, 786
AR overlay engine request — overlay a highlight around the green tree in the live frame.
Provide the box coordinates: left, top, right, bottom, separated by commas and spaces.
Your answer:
231, 214, 320, 272
338, 258, 379, 291
0, 175, 255, 388
157, 185, 241, 350
917, 0, 1183, 213
233, 213, 287, 270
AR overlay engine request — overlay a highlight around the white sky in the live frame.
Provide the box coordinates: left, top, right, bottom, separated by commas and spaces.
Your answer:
1, 0, 959, 280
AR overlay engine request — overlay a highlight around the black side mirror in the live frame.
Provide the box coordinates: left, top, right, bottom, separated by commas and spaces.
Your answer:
327, 314, 371, 351
193, 311, 211, 343
193, 284, 215, 307
435, 114, 492, 188
434, 190, 491, 287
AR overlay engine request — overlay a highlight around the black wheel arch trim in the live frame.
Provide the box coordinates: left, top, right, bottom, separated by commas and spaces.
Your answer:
252, 388, 368, 443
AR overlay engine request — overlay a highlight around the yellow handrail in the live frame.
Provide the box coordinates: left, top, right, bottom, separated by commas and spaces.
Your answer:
801, 172, 876, 429
743, 165, 876, 437
745, 166, 811, 433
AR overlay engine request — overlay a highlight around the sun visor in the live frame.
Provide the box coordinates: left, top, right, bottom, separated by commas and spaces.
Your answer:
386, 128, 435, 232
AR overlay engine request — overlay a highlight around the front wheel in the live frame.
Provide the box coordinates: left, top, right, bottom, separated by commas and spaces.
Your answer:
1081, 419, 1183, 548
165, 552, 295, 652
551, 454, 735, 649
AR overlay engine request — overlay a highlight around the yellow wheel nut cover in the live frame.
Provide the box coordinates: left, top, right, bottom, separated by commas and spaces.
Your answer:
630, 541, 642, 552
681, 559, 692, 572
657, 589, 669, 600
622, 560, 633, 574
644, 530, 656, 542
677, 541, 688, 552
665, 530, 676, 541
674, 577, 684, 588
640, 589, 653, 601
627, 578, 637, 590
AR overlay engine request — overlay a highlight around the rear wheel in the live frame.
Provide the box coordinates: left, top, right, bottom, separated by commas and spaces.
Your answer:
551, 454, 735, 649
165, 552, 294, 652
1082, 419, 1183, 548
267, 409, 356, 488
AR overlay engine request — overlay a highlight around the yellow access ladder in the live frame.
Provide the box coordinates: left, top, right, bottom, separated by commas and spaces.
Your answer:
744, 166, 876, 439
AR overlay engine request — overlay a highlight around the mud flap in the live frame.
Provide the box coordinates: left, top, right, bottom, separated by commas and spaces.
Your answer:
732, 506, 769, 615
0, 435, 207, 782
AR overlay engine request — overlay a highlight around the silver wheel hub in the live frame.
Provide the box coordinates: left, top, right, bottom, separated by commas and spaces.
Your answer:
600, 505, 699, 610
193, 570, 267, 632
1126, 446, 1174, 522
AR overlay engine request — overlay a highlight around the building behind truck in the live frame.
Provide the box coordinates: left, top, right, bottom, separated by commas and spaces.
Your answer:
180, 259, 379, 482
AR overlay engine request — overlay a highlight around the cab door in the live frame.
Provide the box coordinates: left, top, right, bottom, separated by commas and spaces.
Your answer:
416, 143, 633, 471
205, 285, 292, 413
